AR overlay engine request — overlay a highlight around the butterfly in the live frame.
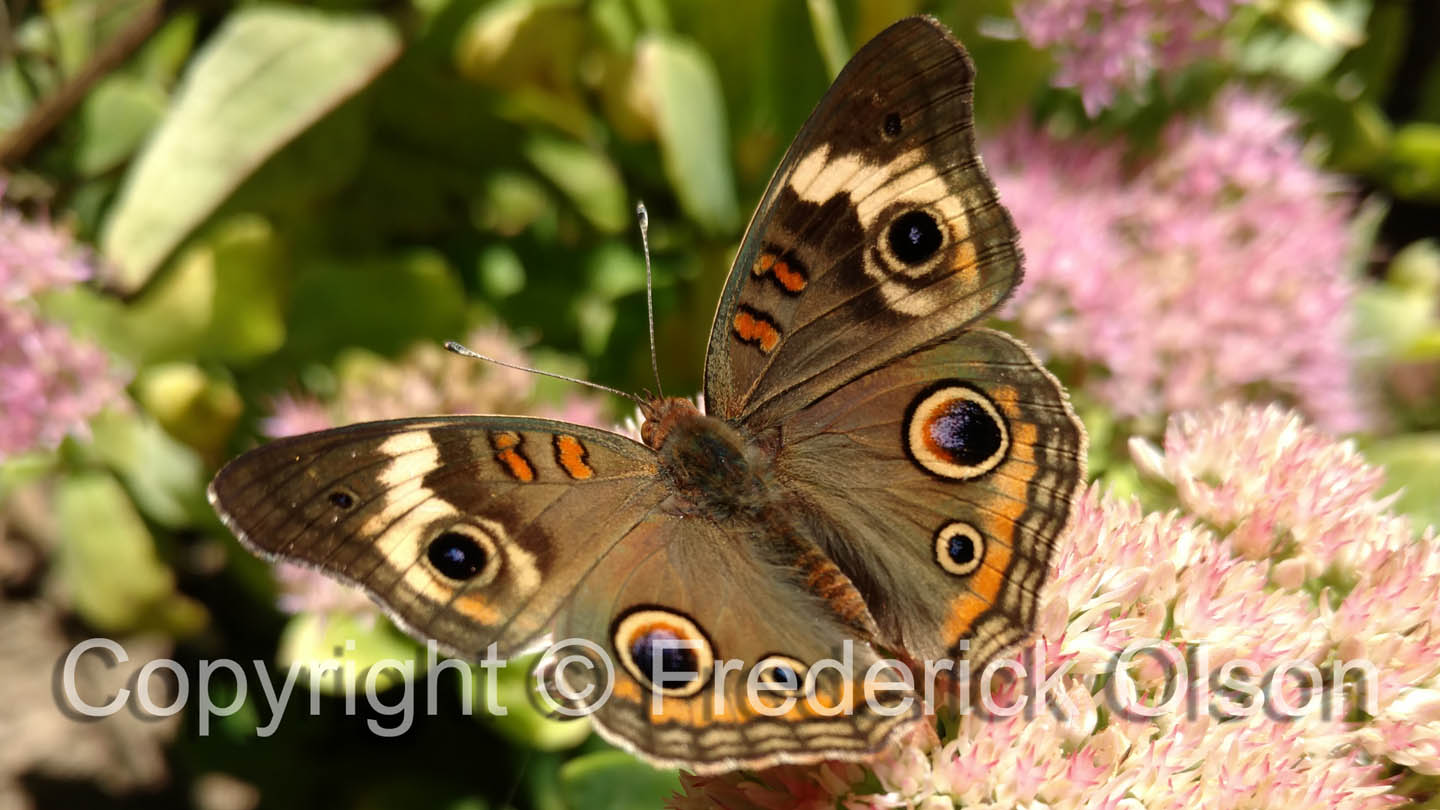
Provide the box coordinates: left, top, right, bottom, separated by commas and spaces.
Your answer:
209, 15, 1085, 773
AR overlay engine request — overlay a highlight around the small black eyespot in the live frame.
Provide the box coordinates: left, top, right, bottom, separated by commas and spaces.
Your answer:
883, 112, 902, 138
427, 531, 486, 580
763, 664, 798, 688
887, 210, 943, 265
948, 532, 976, 566
934, 522, 986, 576
328, 490, 355, 509
631, 629, 701, 688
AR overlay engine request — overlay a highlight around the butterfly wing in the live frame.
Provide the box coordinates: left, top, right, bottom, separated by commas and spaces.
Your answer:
773, 329, 1086, 667
211, 416, 920, 770
208, 417, 667, 658
703, 16, 1020, 426
545, 512, 920, 773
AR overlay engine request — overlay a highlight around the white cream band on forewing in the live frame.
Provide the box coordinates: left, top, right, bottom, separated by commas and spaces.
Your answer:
786, 144, 973, 314
368, 432, 539, 604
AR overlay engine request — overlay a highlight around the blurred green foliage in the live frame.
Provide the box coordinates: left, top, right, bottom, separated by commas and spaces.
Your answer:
3, 0, 1440, 808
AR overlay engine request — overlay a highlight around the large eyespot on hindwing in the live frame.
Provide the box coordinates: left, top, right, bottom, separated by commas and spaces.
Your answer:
612, 607, 715, 698
425, 524, 502, 586
934, 521, 985, 576
903, 382, 1009, 480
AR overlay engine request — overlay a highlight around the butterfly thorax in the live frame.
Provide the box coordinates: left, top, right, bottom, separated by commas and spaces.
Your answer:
642, 397, 771, 518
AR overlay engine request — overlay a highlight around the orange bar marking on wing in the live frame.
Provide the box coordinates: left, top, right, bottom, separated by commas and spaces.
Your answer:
733, 310, 781, 353
553, 434, 594, 480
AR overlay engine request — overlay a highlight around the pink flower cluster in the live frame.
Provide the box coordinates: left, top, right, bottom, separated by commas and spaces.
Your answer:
1013, 0, 1245, 114
989, 89, 1364, 431
671, 404, 1438, 808
0, 200, 127, 458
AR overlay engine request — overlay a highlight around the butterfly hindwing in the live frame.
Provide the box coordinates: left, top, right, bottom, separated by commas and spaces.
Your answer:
773, 329, 1086, 666
704, 16, 1022, 427
208, 417, 666, 658
548, 512, 921, 773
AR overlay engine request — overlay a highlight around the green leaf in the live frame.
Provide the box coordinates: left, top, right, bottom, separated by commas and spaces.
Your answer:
477, 243, 528, 298
73, 75, 168, 176
1354, 284, 1437, 359
277, 613, 422, 695
1363, 434, 1440, 531
587, 241, 647, 300
284, 249, 467, 362
89, 408, 211, 529
473, 170, 552, 236
455, 0, 585, 88
635, 34, 739, 234
523, 134, 629, 233
135, 11, 199, 87
1235, 0, 1366, 83
1386, 123, 1440, 201
469, 652, 593, 752
806, 0, 848, 79
0, 61, 35, 134
201, 215, 288, 362
558, 749, 681, 810
132, 363, 244, 461
44, 214, 287, 366
100, 6, 402, 292
55, 471, 207, 635
1354, 240, 1440, 360
574, 294, 617, 357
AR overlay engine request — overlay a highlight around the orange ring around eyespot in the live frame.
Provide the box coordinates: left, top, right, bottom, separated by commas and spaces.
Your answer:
904, 384, 1009, 480
612, 608, 715, 698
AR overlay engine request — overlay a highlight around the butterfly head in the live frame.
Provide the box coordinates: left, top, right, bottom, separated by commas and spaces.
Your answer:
639, 396, 703, 450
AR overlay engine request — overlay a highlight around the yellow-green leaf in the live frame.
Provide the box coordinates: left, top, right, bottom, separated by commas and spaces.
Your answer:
100, 6, 402, 292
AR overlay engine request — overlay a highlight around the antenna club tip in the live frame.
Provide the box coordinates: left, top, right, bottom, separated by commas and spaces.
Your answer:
444, 340, 483, 360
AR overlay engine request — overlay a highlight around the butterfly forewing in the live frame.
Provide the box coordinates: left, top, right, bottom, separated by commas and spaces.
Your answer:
704, 16, 1022, 427
208, 417, 665, 658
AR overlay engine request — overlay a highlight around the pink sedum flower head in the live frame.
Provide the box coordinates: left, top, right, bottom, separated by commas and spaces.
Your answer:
990, 89, 1364, 431
1013, 0, 1246, 114
0, 198, 93, 301
260, 392, 334, 439
671, 404, 1438, 807
0, 198, 127, 459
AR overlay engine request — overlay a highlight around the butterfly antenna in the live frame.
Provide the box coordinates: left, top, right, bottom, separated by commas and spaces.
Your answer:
637, 201, 665, 399
444, 341, 646, 410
